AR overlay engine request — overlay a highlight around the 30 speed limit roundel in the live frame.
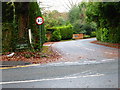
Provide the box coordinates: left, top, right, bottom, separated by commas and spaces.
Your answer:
36, 16, 44, 25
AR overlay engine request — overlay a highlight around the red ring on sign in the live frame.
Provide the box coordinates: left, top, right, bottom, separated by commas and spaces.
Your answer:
36, 16, 44, 25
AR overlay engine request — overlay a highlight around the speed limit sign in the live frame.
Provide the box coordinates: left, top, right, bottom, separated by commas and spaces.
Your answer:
36, 16, 44, 25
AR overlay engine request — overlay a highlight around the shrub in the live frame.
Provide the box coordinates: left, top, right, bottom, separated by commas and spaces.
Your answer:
96, 28, 101, 41
83, 35, 91, 38
108, 27, 120, 43
50, 25, 73, 41
60, 24, 73, 40
90, 31, 96, 37
50, 30, 61, 41
101, 28, 109, 42
96, 28, 109, 42
45, 35, 48, 42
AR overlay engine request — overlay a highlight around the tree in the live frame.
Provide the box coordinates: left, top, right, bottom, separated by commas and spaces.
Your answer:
2, 2, 45, 52
43, 10, 69, 29
68, 2, 96, 35
86, 2, 120, 43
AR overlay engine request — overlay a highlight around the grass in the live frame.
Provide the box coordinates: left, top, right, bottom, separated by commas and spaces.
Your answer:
60, 39, 73, 42
41, 46, 53, 55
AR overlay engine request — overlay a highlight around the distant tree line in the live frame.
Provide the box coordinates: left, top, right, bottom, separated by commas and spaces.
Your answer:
68, 2, 120, 43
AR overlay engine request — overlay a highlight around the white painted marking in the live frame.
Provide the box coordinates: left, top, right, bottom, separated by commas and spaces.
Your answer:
102, 59, 115, 62
84, 48, 95, 51
104, 52, 112, 54
84, 61, 98, 64
75, 45, 95, 51
81, 70, 91, 74
0, 74, 104, 85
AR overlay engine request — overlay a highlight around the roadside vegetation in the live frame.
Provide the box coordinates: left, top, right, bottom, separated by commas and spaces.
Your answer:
1, 46, 61, 64
2, 1, 120, 64
2, 2, 45, 53
2, 2, 60, 64
86, 2, 120, 43
44, 2, 119, 43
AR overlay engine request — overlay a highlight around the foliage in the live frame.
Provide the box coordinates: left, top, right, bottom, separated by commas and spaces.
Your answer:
90, 31, 96, 37
72, 20, 86, 34
2, 2, 45, 53
86, 2, 120, 43
68, 2, 96, 35
51, 30, 61, 41
69, 5, 81, 24
29, 2, 45, 50
43, 10, 69, 29
101, 28, 109, 42
60, 24, 73, 40
83, 35, 91, 38
2, 23, 14, 52
2, 2, 14, 23
51, 24, 73, 41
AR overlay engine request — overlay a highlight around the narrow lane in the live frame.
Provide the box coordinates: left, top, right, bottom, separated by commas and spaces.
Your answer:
52, 38, 118, 62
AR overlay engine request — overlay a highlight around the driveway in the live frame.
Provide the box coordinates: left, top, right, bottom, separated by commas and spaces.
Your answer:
52, 38, 118, 63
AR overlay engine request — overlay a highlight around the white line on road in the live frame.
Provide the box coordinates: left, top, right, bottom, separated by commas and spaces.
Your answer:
104, 52, 115, 54
75, 45, 95, 51
0, 74, 104, 85
84, 48, 95, 51
101, 59, 115, 62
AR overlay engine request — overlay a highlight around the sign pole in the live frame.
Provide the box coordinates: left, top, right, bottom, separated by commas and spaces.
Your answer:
39, 25, 41, 49
36, 16, 44, 50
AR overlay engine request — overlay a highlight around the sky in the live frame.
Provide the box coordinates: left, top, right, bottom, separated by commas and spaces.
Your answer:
38, 0, 83, 12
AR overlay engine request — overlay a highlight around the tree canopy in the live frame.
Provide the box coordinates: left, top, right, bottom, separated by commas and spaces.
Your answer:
86, 2, 120, 43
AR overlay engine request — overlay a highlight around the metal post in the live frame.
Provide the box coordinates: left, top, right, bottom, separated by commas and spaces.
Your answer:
39, 25, 42, 50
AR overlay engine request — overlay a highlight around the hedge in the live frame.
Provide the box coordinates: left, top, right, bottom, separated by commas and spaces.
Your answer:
96, 27, 120, 43
51, 30, 61, 41
51, 24, 73, 41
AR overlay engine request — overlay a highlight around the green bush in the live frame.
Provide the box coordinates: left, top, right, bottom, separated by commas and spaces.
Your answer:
50, 25, 73, 41
45, 35, 48, 42
83, 35, 91, 38
60, 24, 73, 40
90, 31, 96, 37
51, 30, 61, 41
101, 28, 109, 42
96, 28, 120, 43
86, 2, 120, 43
108, 27, 120, 43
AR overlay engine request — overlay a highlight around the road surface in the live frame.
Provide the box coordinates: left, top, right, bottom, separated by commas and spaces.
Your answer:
1, 38, 119, 88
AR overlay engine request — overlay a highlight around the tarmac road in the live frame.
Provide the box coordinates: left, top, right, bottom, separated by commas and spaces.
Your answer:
1, 38, 119, 88
52, 38, 118, 62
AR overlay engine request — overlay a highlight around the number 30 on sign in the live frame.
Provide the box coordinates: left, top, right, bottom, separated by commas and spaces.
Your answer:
36, 16, 44, 25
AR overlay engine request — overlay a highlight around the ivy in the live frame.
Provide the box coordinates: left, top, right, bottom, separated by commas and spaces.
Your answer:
2, 2, 45, 53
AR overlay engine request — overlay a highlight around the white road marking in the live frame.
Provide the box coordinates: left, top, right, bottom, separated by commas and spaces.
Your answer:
0, 74, 104, 85
75, 45, 95, 51
84, 48, 95, 51
81, 70, 91, 74
101, 59, 115, 62
104, 52, 113, 54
